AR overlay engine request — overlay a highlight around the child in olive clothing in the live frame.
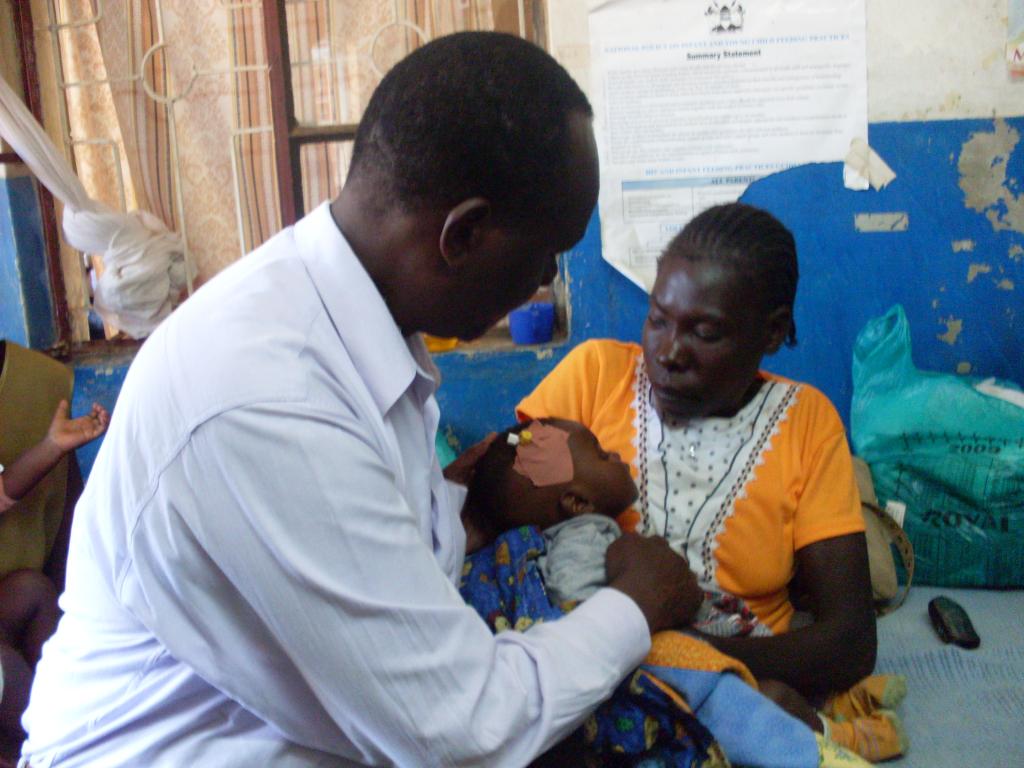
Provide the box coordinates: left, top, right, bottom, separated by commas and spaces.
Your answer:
0, 340, 108, 764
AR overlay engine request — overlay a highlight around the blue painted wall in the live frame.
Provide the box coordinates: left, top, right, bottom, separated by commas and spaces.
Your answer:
0, 175, 56, 348
433, 212, 648, 449
741, 118, 1023, 429
4, 118, 1022, 475
438, 118, 1024, 448
68, 349, 132, 479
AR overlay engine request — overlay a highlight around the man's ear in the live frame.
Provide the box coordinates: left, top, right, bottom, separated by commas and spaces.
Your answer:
439, 197, 491, 269
764, 305, 792, 354
558, 491, 595, 518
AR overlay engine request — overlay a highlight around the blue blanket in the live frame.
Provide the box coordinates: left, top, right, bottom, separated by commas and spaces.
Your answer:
459, 526, 821, 767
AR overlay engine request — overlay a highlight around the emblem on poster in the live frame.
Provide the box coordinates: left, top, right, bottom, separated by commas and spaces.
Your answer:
706, 2, 745, 33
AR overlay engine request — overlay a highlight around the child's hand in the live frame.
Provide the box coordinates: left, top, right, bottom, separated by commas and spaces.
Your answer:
46, 400, 110, 452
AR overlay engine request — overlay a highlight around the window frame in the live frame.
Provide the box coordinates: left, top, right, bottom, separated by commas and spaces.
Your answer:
260, 0, 567, 349
4, 0, 73, 353
262, 0, 360, 227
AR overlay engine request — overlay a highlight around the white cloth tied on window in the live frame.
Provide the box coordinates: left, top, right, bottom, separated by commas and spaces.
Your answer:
63, 207, 189, 338
0, 74, 191, 338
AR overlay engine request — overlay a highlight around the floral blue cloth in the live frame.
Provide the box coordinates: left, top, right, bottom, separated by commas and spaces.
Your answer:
459, 526, 727, 767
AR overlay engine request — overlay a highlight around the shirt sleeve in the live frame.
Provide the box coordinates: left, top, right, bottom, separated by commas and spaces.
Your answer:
516, 340, 605, 425
793, 412, 865, 551
119, 402, 650, 767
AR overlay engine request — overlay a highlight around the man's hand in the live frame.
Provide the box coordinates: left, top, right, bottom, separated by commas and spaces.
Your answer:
442, 432, 497, 486
446, 434, 499, 555
605, 533, 703, 634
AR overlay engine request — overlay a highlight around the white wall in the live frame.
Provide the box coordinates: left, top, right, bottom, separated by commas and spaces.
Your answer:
548, 0, 1024, 122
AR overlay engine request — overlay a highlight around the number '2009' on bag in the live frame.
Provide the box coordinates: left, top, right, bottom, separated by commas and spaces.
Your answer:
851, 304, 1024, 588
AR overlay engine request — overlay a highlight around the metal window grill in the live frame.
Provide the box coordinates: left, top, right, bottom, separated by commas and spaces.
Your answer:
24, 0, 547, 342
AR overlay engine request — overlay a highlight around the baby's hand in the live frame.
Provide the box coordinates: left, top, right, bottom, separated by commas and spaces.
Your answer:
47, 400, 110, 452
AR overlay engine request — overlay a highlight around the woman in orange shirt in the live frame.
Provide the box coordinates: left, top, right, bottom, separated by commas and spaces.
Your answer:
517, 204, 904, 761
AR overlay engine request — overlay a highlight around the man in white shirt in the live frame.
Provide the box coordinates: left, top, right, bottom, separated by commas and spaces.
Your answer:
22, 32, 702, 767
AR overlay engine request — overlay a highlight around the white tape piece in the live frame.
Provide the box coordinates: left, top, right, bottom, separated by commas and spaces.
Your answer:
844, 138, 897, 191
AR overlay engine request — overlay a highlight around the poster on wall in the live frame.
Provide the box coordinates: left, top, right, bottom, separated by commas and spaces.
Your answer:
589, 0, 868, 291
1010, 0, 1024, 77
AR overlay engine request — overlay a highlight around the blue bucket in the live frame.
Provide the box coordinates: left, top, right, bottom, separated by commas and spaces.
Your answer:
508, 302, 555, 345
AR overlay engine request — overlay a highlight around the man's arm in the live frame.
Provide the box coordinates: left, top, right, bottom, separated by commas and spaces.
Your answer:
695, 533, 877, 696
121, 403, 657, 767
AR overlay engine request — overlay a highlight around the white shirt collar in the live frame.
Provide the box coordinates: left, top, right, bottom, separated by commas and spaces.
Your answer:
294, 203, 437, 415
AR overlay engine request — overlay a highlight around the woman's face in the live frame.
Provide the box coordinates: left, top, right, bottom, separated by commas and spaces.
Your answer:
642, 255, 789, 422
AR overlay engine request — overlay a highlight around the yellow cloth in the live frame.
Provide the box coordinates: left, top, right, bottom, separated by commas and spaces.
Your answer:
820, 712, 907, 763
820, 674, 909, 762
647, 631, 757, 688
824, 674, 907, 721
816, 733, 873, 767
517, 339, 865, 635
0, 340, 73, 577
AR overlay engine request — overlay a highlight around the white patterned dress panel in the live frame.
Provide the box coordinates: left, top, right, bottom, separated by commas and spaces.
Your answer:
631, 362, 799, 589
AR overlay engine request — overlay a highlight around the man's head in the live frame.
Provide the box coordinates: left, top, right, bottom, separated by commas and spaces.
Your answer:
336, 32, 599, 340
464, 419, 638, 543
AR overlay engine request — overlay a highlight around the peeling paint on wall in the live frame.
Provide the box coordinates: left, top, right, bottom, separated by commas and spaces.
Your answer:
958, 119, 1024, 233
952, 239, 976, 252
995, 278, 1016, 290
1010, 244, 1024, 262
937, 316, 964, 345
957, 361, 973, 374
854, 212, 909, 232
967, 263, 992, 282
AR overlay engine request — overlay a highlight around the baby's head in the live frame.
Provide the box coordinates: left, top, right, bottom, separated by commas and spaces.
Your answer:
464, 418, 638, 542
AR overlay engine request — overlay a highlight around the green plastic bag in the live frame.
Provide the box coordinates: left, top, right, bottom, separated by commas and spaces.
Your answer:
851, 305, 1024, 587
435, 430, 458, 469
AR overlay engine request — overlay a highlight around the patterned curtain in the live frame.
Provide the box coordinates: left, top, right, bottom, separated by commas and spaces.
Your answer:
37, 0, 543, 339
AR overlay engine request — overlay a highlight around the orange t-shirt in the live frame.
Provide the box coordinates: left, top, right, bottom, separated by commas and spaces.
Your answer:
517, 339, 864, 634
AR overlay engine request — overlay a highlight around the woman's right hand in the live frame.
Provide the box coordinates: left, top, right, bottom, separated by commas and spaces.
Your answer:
605, 533, 704, 634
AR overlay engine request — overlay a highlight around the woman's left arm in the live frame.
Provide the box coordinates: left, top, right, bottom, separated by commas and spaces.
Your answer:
697, 531, 876, 697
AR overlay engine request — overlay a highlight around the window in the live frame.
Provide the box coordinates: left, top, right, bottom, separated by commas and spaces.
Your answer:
265, 0, 564, 349
9, 0, 560, 347
1, 0, 70, 349
265, 0, 549, 223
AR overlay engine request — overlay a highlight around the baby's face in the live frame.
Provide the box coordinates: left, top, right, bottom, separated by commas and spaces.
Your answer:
556, 421, 639, 518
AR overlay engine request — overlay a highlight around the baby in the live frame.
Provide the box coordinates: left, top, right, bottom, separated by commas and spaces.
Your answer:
463, 418, 769, 636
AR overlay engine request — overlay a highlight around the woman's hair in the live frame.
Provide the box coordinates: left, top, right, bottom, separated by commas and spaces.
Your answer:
661, 203, 799, 346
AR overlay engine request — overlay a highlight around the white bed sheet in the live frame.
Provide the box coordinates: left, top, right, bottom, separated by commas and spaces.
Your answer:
873, 586, 1024, 767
